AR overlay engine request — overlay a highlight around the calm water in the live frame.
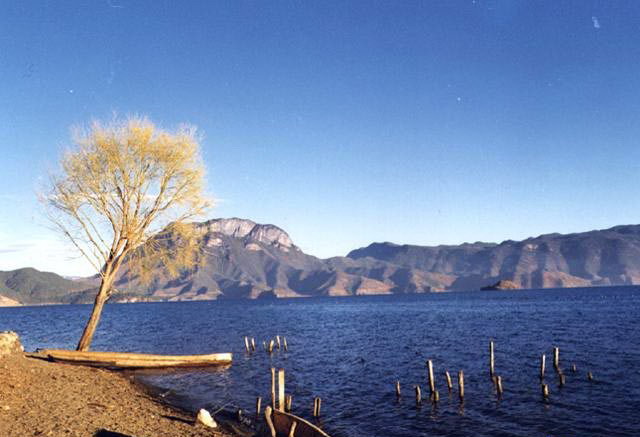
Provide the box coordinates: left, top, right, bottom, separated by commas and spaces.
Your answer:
2, 287, 640, 437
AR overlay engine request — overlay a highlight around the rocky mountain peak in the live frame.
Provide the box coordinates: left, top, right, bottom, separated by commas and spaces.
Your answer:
199, 218, 295, 249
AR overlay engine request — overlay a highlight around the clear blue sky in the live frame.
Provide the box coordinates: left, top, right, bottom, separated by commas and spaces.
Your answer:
2, 1, 640, 276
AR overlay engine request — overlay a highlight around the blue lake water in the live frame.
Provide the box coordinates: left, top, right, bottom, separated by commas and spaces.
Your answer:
2, 287, 640, 437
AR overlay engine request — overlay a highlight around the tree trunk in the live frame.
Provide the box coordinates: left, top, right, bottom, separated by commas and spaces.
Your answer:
76, 275, 113, 351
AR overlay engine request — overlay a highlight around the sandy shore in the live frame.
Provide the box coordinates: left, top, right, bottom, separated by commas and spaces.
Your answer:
0, 348, 238, 437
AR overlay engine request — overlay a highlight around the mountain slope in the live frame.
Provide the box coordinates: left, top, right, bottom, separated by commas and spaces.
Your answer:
347, 225, 640, 290
0, 268, 93, 305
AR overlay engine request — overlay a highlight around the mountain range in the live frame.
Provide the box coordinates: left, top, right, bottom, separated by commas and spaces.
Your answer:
2, 218, 640, 305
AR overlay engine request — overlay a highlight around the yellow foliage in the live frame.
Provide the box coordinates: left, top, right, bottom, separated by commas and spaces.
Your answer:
45, 116, 211, 287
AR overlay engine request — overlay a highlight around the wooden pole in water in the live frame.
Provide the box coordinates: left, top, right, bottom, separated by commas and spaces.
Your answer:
540, 354, 546, 380
433, 390, 439, 403
571, 363, 577, 373
251, 337, 256, 351
542, 383, 550, 398
395, 381, 401, 398
263, 341, 267, 351
587, 372, 593, 381
265, 406, 276, 437
312, 397, 322, 417
270, 368, 276, 409
427, 360, 435, 395
415, 385, 422, 404
278, 369, 285, 412
489, 340, 495, 376
445, 371, 453, 391
244, 336, 250, 353
559, 372, 566, 387
553, 347, 560, 370
268, 340, 275, 354
288, 421, 297, 437
276, 335, 281, 349
285, 394, 292, 412
458, 371, 465, 400
256, 397, 262, 415
496, 376, 503, 396
283, 337, 288, 351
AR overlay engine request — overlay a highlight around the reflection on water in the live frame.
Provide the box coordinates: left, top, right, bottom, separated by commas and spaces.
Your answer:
2, 287, 640, 437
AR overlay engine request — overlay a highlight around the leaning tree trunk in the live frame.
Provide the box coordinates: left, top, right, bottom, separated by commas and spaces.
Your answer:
76, 275, 114, 351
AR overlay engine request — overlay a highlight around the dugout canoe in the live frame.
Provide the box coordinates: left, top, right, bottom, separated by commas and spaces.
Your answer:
27, 349, 232, 369
264, 406, 332, 437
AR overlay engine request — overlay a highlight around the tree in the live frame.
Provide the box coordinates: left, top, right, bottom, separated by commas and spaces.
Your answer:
44, 117, 210, 351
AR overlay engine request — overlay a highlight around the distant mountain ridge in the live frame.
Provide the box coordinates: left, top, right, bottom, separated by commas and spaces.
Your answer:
3, 220, 640, 305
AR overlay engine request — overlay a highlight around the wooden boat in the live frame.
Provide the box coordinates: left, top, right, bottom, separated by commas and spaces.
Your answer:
264, 406, 332, 437
27, 349, 232, 369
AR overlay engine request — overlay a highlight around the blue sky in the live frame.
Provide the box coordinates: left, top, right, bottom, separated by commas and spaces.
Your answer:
2, 1, 640, 276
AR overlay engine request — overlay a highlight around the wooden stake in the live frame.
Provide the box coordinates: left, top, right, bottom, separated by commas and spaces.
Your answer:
553, 347, 560, 370
427, 360, 435, 395
496, 376, 503, 395
276, 335, 281, 349
263, 341, 267, 351
445, 371, 453, 391
278, 369, 285, 411
265, 406, 276, 437
270, 368, 276, 409
458, 371, 465, 400
285, 394, 292, 412
587, 372, 593, 381
244, 336, 250, 353
288, 421, 297, 437
559, 372, 566, 387
433, 390, 439, 403
540, 354, 546, 380
489, 340, 495, 376
415, 385, 422, 404
283, 337, 288, 351
268, 340, 275, 354
251, 338, 256, 351
313, 397, 322, 417
256, 396, 262, 415
571, 363, 577, 373
542, 383, 549, 398
395, 381, 401, 398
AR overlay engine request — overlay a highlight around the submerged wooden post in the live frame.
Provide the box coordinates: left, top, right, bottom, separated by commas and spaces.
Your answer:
414, 385, 422, 404
432, 390, 439, 403
571, 363, 577, 373
542, 383, 550, 398
285, 394, 293, 412
276, 335, 281, 349
445, 371, 453, 391
458, 371, 465, 400
263, 341, 267, 350
270, 368, 276, 409
268, 340, 275, 354
553, 347, 560, 370
587, 372, 593, 381
489, 340, 495, 376
496, 376, 503, 395
395, 381, 401, 398
256, 396, 262, 415
251, 337, 256, 351
283, 337, 288, 351
244, 336, 250, 353
288, 421, 297, 437
559, 372, 566, 387
278, 369, 285, 412
313, 397, 322, 417
427, 360, 435, 395
540, 354, 546, 379
265, 406, 276, 437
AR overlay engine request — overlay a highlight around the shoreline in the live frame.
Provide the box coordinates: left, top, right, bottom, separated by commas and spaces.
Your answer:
0, 339, 240, 437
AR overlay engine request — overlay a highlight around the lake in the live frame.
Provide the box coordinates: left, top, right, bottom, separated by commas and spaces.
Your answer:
2, 287, 639, 437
